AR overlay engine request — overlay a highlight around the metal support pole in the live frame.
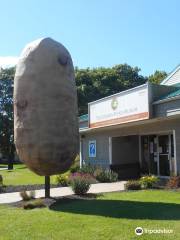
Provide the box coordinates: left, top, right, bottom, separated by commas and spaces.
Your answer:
8, 159, 13, 170
80, 138, 82, 168
45, 176, 50, 198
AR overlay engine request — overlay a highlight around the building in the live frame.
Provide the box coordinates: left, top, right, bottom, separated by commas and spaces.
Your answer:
79, 65, 180, 179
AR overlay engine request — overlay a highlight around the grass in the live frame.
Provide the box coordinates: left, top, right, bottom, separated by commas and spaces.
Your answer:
0, 190, 179, 240
0, 164, 55, 185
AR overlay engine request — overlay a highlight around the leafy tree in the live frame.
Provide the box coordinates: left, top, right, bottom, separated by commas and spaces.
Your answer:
0, 67, 15, 169
0, 64, 167, 163
76, 64, 147, 115
148, 70, 167, 84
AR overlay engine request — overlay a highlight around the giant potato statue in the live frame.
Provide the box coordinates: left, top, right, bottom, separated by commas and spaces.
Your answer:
14, 38, 79, 177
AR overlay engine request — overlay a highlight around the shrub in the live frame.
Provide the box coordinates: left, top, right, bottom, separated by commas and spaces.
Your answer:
110, 171, 118, 182
69, 173, 96, 195
78, 164, 96, 175
20, 191, 35, 201
0, 175, 3, 186
140, 175, 159, 189
166, 176, 180, 189
23, 199, 45, 210
125, 180, 141, 190
70, 155, 80, 173
55, 172, 70, 186
70, 165, 80, 173
78, 165, 118, 183
94, 168, 118, 183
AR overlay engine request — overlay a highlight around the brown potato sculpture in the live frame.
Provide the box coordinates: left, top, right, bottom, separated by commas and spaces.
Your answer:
14, 38, 79, 176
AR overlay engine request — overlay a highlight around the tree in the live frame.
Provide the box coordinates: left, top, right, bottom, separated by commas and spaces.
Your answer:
148, 70, 167, 84
76, 64, 147, 115
0, 64, 165, 163
0, 67, 15, 169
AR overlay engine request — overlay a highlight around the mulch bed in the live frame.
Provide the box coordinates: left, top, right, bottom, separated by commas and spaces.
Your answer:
9, 197, 56, 208
8, 193, 100, 209
0, 184, 61, 194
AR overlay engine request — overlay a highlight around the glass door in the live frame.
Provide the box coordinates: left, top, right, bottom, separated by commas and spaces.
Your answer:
149, 135, 158, 175
158, 135, 170, 176
141, 135, 158, 175
141, 134, 173, 177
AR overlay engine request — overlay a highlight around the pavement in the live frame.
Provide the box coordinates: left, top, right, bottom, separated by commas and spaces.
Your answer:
0, 181, 126, 204
0, 167, 8, 171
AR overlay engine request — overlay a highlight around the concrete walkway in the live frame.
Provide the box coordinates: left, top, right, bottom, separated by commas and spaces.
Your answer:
0, 167, 8, 171
0, 181, 126, 204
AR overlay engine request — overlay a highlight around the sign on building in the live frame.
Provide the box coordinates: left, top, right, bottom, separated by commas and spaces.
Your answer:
89, 84, 149, 128
89, 140, 96, 157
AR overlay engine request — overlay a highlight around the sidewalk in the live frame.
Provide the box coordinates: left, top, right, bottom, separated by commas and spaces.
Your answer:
0, 167, 8, 171
0, 181, 126, 204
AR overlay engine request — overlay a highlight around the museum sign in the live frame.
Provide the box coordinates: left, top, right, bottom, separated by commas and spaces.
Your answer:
89, 84, 149, 128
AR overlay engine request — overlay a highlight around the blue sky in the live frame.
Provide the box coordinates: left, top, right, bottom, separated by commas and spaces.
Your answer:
0, 0, 180, 76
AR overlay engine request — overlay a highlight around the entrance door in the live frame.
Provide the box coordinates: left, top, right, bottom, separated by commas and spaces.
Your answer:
149, 135, 158, 175
141, 135, 158, 175
158, 135, 170, 176
141, 134, 172, 177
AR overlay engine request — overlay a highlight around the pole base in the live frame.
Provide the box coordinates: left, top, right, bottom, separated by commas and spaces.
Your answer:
45, 176, 50, 198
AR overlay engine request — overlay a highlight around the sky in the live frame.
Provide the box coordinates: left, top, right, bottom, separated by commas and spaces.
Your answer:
0, 0, 180, 76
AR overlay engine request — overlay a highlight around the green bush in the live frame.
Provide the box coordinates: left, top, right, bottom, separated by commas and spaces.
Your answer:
94, 168, 118, 183
78, 165, 118, 183
78, 164, 96, 175
70, 155, 80, 173
69, 173, 96, 195
23, 199, 46, 210
55, 172, 70, 186
125, 180, 141, 190
110, 171, 118, 182
70, 165, 80, 173
166, 176, 180, 189
140, 175, 159, 189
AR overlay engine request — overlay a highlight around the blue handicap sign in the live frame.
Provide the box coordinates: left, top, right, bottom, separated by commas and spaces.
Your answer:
89, 141, 96, 157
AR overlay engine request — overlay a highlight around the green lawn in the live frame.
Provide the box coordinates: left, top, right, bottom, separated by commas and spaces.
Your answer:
0, 190, 179, 240
0, 164, 55, 185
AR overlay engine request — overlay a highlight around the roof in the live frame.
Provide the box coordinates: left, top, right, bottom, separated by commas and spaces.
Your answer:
155, 84, 180, 103
79, 114, 88, 122
161, 64, 180, 85
159, 89, 180, 101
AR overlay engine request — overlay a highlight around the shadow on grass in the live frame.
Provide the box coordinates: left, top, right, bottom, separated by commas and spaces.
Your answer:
15, 166, 27, 170
49, 198, 180, 220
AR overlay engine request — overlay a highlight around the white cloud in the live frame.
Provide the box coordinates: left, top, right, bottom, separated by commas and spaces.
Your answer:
0, 56, 19, 68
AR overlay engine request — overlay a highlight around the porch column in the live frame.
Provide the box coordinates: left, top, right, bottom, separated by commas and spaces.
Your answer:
109, 137, 112, 165
80, 137, 83, 168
